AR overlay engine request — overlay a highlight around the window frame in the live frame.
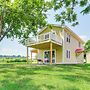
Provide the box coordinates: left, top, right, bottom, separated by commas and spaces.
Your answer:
69, 51, 70, 59
66, 50, 70, 59
44, 33, 49, 40
66, 33, 70, 43
66, 50, 68, 58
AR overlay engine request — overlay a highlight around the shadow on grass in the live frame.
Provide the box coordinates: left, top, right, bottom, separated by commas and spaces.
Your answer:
65, 86, 80, 90
0, 63, 90, 77
0, 77, 42, 90
61, 74, 90, 82
0, 63, 90, 90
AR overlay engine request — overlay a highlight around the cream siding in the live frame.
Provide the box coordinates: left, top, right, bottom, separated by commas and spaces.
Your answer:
86, 52, 90, 63
38, 49, 44, 60
39, 26, 63, 38
56, 47, 62, 63
63, 29, 84, 64
30, 25, 84, 64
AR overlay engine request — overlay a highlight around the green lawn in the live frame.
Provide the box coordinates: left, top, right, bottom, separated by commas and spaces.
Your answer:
0, 63, 90, 90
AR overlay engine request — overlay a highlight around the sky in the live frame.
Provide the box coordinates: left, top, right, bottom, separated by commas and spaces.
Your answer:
0, 3, 90, 56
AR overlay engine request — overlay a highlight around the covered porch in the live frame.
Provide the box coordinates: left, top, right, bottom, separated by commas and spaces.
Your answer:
26, 40, 62, 64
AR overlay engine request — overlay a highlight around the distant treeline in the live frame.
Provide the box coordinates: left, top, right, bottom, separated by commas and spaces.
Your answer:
0, 55, 26, 58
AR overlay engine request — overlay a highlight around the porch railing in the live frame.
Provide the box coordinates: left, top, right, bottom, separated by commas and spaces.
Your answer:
25, 32, 62, 46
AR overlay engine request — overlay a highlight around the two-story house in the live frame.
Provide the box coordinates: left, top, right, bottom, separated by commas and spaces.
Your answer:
25, 24, 84, 64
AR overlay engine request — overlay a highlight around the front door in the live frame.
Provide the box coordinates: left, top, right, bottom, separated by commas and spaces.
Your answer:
44, 50, 56, 63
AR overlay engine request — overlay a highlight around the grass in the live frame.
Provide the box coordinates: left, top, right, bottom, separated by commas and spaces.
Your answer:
0, 63, 90, 90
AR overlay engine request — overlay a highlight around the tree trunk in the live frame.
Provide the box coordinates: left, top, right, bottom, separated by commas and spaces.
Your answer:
0, 28, 11, 42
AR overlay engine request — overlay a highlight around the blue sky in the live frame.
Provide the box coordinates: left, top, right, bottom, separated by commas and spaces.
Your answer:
0, 7, 90, 56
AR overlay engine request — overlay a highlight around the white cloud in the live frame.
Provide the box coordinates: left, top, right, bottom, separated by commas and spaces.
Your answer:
0, 38, 27, 56
0, 47, 26, 56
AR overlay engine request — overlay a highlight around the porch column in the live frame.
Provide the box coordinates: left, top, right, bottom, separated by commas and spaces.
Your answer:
26, 46, 29, 64
50, 42, 52, 64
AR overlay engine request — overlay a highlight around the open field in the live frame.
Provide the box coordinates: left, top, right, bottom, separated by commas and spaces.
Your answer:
0, 58, 37, 64
0, 63, 90, 90
0, 58, 26, 63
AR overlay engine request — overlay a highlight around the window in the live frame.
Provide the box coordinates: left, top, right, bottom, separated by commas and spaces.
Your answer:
69, 51, 70, 59
66, 33, 68, 42
67, 37, 69, 42
66, 34, 70, 43
66, 50, 68, 58
66, 50, 70, 59
44, 50, 56, 63
52, 31, 56, 35
45, 34, 49, 40
69, 35, 70, 43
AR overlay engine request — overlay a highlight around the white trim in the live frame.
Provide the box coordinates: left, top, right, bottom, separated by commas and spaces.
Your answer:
38, 27, 47, 35
43, 49, 56, 64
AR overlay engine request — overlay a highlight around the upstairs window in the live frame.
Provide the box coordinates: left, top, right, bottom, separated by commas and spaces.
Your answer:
66, 33, 70, 43
69, 35, 70, 43
52, 31, 56, 35
45, 34, 49, 40
67, 37, 69, 42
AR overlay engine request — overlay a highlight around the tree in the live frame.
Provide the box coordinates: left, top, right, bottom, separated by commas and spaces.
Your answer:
0, 0, 90, 43
51, 0, 90, 26
84, 40, 90, 52
0, 0, 50, 42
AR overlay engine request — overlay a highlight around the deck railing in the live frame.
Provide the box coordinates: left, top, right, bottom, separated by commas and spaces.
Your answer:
25, 32, 62, 46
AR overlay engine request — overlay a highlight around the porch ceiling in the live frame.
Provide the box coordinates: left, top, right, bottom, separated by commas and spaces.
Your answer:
29, 41, 62, 49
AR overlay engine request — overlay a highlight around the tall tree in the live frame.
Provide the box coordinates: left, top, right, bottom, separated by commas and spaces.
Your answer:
0, 0, 90, 43
84, 40, 90, 52
0, 0, 50, 42
51, 0, 90, 26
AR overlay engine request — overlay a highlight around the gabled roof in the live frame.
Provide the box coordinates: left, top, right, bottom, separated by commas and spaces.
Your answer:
38, 24, 62, 35
37, 27, 48, 35
64, 26, 85, 44
38, 24, 85, 44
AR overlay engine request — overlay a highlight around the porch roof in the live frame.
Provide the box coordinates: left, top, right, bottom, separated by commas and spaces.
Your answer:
31, 49, 38, 53
28, 40, 62, 49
